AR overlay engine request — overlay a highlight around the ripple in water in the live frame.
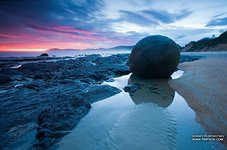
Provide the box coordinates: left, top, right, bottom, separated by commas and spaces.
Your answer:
106, 103, 177, 150
56, 71, 225, 150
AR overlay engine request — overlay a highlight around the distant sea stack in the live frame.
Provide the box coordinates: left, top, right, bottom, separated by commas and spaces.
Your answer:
182, 31, 227, 52
129, 35, 180, 78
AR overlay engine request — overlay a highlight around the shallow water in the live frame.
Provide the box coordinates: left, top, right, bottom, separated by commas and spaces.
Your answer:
54, 71, 226, 150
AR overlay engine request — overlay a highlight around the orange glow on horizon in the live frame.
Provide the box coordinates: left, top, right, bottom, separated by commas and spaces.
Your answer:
0, 48, 47, 52
0, 42, 95, 52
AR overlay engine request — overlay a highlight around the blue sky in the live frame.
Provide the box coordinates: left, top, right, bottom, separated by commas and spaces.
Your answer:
0, 0, 227, 51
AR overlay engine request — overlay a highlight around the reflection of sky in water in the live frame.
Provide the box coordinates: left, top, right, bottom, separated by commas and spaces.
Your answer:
56, 71, 225, 150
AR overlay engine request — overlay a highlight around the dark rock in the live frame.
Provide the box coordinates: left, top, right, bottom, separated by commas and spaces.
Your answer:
0, 54, 129, 149
129, 35, 180, 78
81, 84, 121, 103
89, 73, 109, 82
123, 84, 139, 93
24, 82, 40, 90
0, 74, 11, 84
35, 71, 53, 80
35, 95, 91, 148
106, 78, 114, 82
57, 79, 73, 84
112, 67, 130, 76
40, 53, 49, 57
180, 55, 203, 63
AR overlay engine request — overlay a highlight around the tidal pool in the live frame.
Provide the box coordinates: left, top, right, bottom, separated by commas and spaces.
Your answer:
54, 71, 225, 150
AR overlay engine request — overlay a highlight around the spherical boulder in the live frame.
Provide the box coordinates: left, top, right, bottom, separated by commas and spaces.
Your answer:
129, 35, 180, 78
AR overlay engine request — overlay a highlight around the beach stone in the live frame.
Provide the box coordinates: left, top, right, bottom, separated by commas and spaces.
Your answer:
123, 84, 139, 93
129, 35, 180, 78
0, 74, 11, 84
40, 53, 49, 57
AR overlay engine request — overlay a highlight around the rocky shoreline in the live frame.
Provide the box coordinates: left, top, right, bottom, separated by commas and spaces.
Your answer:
0, 54, 202, 149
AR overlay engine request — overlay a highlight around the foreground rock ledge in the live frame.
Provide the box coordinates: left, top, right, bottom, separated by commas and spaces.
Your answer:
0, 54, 129, 149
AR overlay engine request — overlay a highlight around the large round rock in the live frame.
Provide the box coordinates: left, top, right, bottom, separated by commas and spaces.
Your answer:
129, 35, 180, 78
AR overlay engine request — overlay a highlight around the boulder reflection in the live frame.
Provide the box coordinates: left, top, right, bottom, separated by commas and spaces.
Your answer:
127, 74, 175, 108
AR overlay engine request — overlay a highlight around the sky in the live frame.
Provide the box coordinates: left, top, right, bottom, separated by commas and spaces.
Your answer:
0, 0, 227, 51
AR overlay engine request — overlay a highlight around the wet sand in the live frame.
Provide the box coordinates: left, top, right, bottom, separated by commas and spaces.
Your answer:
169, 57, 227, 146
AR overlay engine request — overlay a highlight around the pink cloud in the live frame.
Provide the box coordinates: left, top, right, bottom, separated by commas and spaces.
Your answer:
53, 26, 94, 35
0, 24, 134, 51
0, 33, 32, 39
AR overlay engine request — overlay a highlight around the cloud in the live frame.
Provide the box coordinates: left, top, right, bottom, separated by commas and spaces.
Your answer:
0, 0, 226, 50
206, 17, 227, 27
118, 10, 158, 26
0, 0, 116, 49
175, 35, 185, 39
142, 9, 192, 23
0, 0, 106, 35
211, 12, 226, 18
116, 9, 192, 27
27, 24, 95, 36
0, 0, 104, 22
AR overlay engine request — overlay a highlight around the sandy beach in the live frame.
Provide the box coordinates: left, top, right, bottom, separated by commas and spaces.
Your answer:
169, 57, 227, 146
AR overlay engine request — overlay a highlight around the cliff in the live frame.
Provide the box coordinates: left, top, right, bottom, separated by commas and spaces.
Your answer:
182, 31, 227, 52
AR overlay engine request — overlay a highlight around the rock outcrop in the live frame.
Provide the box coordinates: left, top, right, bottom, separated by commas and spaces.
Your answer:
182, 31, 227, 52
0, 54, 129, 149
129, 35, 180, 78
0, 74, 11, 84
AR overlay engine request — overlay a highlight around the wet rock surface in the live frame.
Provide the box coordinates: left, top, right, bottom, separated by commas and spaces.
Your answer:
179, 55, 203, 63
0, 53, 202, 149
0, 73, 11, 84
0, 54, 128, 149
123, 84, 140, 93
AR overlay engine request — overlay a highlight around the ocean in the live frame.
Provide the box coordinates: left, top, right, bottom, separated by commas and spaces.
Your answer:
0, 50, 131, 58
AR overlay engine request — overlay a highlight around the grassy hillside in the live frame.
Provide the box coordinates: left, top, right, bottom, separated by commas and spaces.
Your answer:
182, 31, 227, 51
